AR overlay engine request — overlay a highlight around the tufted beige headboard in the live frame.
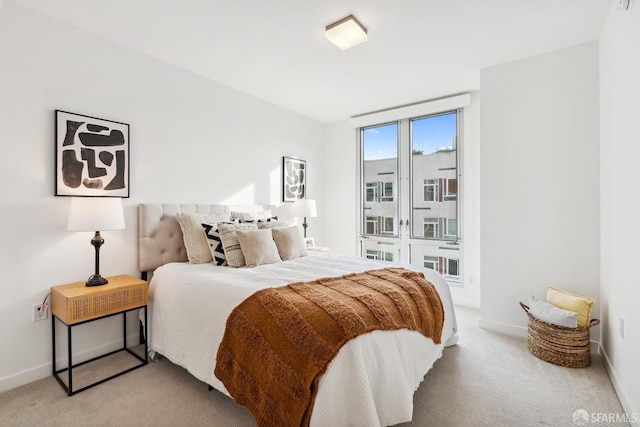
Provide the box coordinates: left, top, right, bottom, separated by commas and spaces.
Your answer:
138, 203, 272, 274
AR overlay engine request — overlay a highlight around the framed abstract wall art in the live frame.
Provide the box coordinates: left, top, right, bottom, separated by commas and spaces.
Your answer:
55, 110, 130, 197
282, 156, 306, 202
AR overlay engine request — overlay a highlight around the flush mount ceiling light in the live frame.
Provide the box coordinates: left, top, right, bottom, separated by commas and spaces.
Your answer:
325, 15, 368, 50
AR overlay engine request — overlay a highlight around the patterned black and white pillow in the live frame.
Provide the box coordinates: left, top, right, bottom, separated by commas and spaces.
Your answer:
217, 222, 259, 267
201, 223, 227, 266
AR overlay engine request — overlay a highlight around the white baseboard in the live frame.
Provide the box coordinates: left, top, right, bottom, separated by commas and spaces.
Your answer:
0, 362, 52, 394
0, 333, 142, 394
479, 318, 601, 355
479, 317, 528, 337
600, 343, 639, 427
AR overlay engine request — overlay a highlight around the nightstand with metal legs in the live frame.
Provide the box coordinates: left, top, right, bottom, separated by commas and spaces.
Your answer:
51, 275, 148, 395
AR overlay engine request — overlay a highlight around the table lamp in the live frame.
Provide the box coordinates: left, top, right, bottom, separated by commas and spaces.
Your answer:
67, 197, 125, 286
293, 199, 317, 238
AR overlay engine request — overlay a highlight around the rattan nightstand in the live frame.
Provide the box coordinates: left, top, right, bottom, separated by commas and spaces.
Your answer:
51, 275, 148, 395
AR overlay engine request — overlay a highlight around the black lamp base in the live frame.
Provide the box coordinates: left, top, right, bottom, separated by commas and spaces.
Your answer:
86, 231, 108, 287
302, 216, 308, 238
86, 274, 108, 287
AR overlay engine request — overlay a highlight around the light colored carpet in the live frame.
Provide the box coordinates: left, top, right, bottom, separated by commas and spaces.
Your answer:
0, 306, 627, 427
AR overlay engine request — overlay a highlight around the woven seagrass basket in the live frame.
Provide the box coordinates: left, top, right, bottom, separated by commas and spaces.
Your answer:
520, 302, 600, 368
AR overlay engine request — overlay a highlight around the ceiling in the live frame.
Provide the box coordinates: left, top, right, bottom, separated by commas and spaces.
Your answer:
11, 0, 612, 123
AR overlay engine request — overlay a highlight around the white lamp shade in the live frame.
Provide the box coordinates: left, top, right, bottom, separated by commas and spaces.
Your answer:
67, 197, 125, 231
277, 202, 295, 218
325, 15, 368, 50
293, 199, 317, 218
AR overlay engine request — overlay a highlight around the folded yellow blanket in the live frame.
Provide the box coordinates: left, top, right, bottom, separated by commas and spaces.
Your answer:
214, 267, 445, 427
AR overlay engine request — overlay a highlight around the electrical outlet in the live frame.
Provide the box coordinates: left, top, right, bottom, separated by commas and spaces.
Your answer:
619, 317, 625, 339
33, 304, 48, 322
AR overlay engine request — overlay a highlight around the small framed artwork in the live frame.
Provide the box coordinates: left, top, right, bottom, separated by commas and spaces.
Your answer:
55, 110, 130, 197
304, 237, 315, 249
283, 156, 306, 202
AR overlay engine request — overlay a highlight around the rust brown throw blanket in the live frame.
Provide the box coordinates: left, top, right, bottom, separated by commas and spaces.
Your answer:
214, 267, 445, 427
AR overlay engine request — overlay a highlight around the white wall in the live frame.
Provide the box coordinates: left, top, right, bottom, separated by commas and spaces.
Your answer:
0, 2, 324, 392
322, 121, 358, 255
453, 92, 482, 308
599, 2, 640, 420
479, 43, 601, 336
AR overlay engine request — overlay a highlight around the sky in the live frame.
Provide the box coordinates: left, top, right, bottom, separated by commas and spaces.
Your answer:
362, 112, 457, 160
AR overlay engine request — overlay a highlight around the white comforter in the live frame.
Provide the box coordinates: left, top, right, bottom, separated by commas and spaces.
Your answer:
148, 253, 458, 427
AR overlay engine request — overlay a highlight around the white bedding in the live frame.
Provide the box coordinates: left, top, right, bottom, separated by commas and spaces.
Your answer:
148, 253, 458, 427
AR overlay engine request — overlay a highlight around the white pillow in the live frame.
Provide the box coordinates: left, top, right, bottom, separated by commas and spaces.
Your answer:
236, 228, 282, 267
272, 226, 308, 261
176, 212, 229, 264
528, 295, 578, 328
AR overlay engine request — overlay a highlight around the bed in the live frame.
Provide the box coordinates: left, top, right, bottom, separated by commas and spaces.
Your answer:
139, 203, 458, 427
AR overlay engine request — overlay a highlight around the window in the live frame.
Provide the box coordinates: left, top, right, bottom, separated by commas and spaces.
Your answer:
381, 182, 394, 202
366, 182, 394, 203
423, 256, 439, 271
365, 183, 377, 202
444, 257, 460, 281
445, 218, 457, 238
364, 216, 395, 235
366, 250, 394, 261
382, 217, 395, 234
365, 217, 377, 234
424, 218, 438, 238
361, 123, 399, 238
357, 94, 469, 287
423, 255, 459, 282
424, 179, 438, 202
443, 178, 457, 201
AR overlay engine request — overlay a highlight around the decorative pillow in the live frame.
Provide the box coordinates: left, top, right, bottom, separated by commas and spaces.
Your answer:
272, 226, 308, 261
218, 222, 258, 267
546, 287, 596, 328
177, 212, 229, 264
201, 223, 227, 266
230, 210, 273, 222
236, 228, 282, 267
527, 295, 578, 328
257, 220, 289, 229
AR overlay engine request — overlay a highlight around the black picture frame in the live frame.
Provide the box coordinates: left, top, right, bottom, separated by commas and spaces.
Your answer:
282, 156, 306, 202
55, 110, 130, 197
